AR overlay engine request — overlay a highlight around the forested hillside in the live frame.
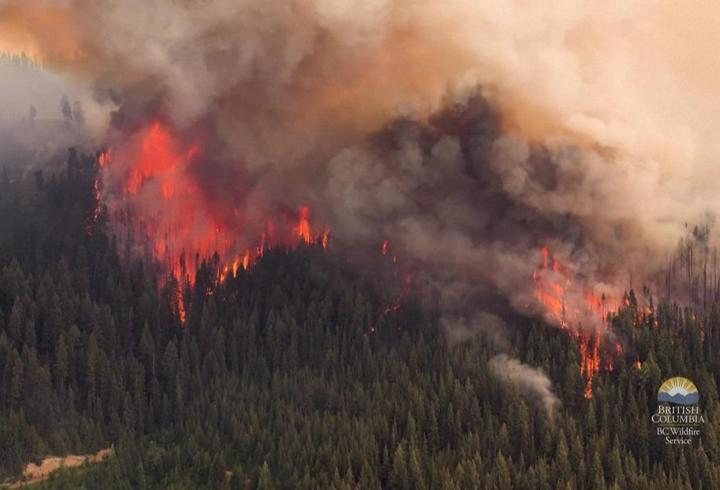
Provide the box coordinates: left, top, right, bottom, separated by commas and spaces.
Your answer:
0, 151, 718, 489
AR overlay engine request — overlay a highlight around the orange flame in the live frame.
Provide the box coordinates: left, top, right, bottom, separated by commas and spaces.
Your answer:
91, 150, 110, 223
176, 285, 186, 324
295, 206, 311, 243
97, 121, 330, 323
533, 245, 620, 398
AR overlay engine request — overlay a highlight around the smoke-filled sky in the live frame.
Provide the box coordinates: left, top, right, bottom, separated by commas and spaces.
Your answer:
2, 0, 718, 317
1, 0, 719, 414
2, 0, 717, 229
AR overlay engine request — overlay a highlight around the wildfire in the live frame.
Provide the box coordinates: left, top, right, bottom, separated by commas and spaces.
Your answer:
176, 284, 186, 324
97, 120, 330, 323
380, 246, 413, 317
366, 240, 413, 334
295, 206, 311, 243
91, 150, 109, 223
533, 245, 620, 398
578, 332, 600, 399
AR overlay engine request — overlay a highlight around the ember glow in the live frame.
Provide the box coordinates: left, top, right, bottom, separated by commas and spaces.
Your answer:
91, 150, 109, 223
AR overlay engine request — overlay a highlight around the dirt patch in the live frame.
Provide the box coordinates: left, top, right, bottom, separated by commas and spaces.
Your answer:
3, 448, 112, 488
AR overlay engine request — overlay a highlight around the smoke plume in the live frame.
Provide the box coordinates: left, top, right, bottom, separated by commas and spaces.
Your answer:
489, 354, 561, 421
2, 0, 719, 397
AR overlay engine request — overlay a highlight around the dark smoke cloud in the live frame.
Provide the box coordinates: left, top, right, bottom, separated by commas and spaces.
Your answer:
319, 97, 627, 325
3, 0, 720, 405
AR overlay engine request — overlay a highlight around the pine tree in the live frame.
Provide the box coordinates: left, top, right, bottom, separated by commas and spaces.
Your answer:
389, 444, 409, 490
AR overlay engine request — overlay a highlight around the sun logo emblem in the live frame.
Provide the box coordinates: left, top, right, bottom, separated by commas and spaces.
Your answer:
657, 377, 700, 406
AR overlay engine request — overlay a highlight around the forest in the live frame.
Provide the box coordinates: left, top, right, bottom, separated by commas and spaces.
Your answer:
0, 151, 718, 489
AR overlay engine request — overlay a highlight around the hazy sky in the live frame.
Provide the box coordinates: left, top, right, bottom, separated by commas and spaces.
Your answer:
1, 1, 716, 213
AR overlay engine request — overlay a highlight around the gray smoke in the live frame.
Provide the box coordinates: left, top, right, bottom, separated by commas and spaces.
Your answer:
440, 312, 509, 349
489, 354, 561, 421
442, 315, 561, 419
319, 98, 626, 327
3, 0, 720, 407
